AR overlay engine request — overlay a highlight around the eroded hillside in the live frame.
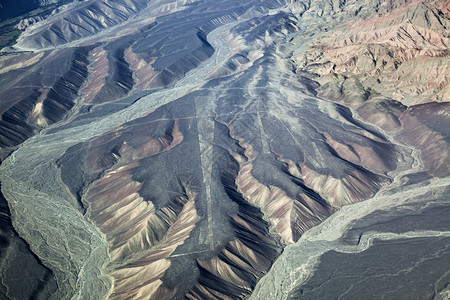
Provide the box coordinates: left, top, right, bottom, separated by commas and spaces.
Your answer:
0, 0, 448, 299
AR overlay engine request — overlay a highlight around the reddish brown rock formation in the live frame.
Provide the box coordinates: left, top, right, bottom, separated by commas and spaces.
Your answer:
292, 0, 449, 105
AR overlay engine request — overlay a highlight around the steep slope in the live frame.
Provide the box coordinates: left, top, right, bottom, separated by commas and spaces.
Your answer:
285, 0, 449, 177
0, 0, 448, 299
0, 46, 93, 151
292, 0, 449, 106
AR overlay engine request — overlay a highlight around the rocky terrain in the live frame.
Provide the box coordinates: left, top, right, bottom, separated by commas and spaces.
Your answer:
0, 0, 448, 299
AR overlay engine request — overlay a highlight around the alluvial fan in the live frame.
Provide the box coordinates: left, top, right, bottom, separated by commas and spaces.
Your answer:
0, 0, 449, 299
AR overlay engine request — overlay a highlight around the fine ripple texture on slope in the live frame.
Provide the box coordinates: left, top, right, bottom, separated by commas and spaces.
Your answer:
1, 0, 448, 299
0, 19, 239, 299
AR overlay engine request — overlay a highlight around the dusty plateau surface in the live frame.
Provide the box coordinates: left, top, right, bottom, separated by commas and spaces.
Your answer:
0, 0, 449, 299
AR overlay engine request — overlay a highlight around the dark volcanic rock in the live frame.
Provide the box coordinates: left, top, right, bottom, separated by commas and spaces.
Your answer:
0, 0, 448, 299
288, 237, 450, 300
0, 0, 40, 22
0, 183, 57, 299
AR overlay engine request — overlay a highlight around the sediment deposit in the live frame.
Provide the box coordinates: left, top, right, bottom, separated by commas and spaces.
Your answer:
0, 0, 448, 299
